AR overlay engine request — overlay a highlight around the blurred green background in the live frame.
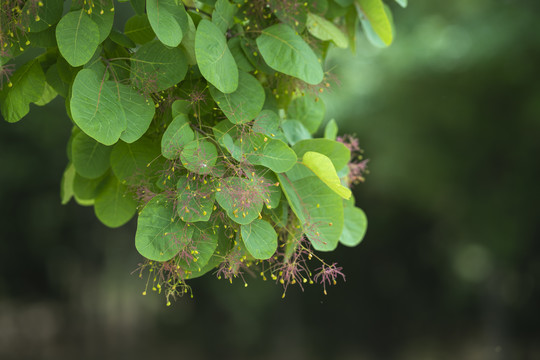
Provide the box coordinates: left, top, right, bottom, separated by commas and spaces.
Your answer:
1, 0, 539, 359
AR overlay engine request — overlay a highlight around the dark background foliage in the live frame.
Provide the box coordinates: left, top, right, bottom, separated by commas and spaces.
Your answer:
1, 0, 539, 359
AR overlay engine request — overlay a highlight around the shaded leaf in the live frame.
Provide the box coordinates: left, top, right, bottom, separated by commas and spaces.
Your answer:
71, 131, 112, 179
147, 0, 188, 47
94, 175, 137, 228
195, 19, 238, 93
256, 24, 323, 85
161, 114, 195, 160
131, 40, 188, 92
241, 219, 278, 260
210, 72, 265, 124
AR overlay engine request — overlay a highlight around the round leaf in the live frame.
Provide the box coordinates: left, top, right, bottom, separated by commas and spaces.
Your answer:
176, 177, 216, 222
340, 202, 367, 247
210, 72, 265, 124
56, 10, 100, 67
125, 15, 156, 44
248, 138, 297, 173
215, 177, 264, 225
241, 219, 278, 260
71, 131, 112, 179
180, 140, 218, 175
135, 195, 194, 261
110, 137, 161, 184
161, 114, 194, 160
146, 0, 188, 47
287, 94, 326, 134
131, 40, 188, 92
94, 175, 137, 228
70, 69, 127, 145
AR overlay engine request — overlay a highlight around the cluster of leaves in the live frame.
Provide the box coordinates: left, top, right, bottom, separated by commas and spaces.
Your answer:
1, 0, 404, 303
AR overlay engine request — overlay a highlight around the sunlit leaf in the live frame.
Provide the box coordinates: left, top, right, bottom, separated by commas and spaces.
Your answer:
302, 151, 351, 199
307, 12, 348, 48
56, 10, 100, 67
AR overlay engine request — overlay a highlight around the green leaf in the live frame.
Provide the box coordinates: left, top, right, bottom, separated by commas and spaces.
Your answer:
109, 29, 136, 48
268, 0, 308, 31
195, 19, 238, 93
212, 0, 237, 33
56, 10, 101, 67
125, 15, 156, 44
185, 226, 231, 278
161, 114, 195, 160
281, 120, 312, 145
94, 175, 137, 228
70, 69, 125, 145
26, 26, 58, 48
172, 99, 192, 117
180, 14, 197, 65
253, 110, 280, 136
248, 138, 298, 173
130, 0, 146, 15
71, 68, 154, 145
302, 151, 351, 199
241, 219, 278, 260
345, 5, 359, 53
45, 64, 68, 98
395, 0, 407, 8
90, 0, 115, 43
60, 163, 76, 205
179, 223, 219, 273
0, 60, 45, 123
340, 199, 367, 247
287, 94, 326, 134
256, 24, 323, 85
228, 37, 254, 72
293, 138, 350, 171
247, 168, 282, 209
71, 131, 112, 179
210, 72, 265, 124
131, 40, 188, 92
23, 0, 63, 33
176, 177, 216, 222
324, 119, 338, 140
115, 83, 155, 144
356, 0, 393, 46
73, 172, 107, 200
215, 177, 264, 225
146, 0, 188, 47
212, 119, 238, 147
307, 12, 349, 48
135, 195, 194, 261
278, 174, 344, 251
180, 139, 218, 175
110, 137, 161, 184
